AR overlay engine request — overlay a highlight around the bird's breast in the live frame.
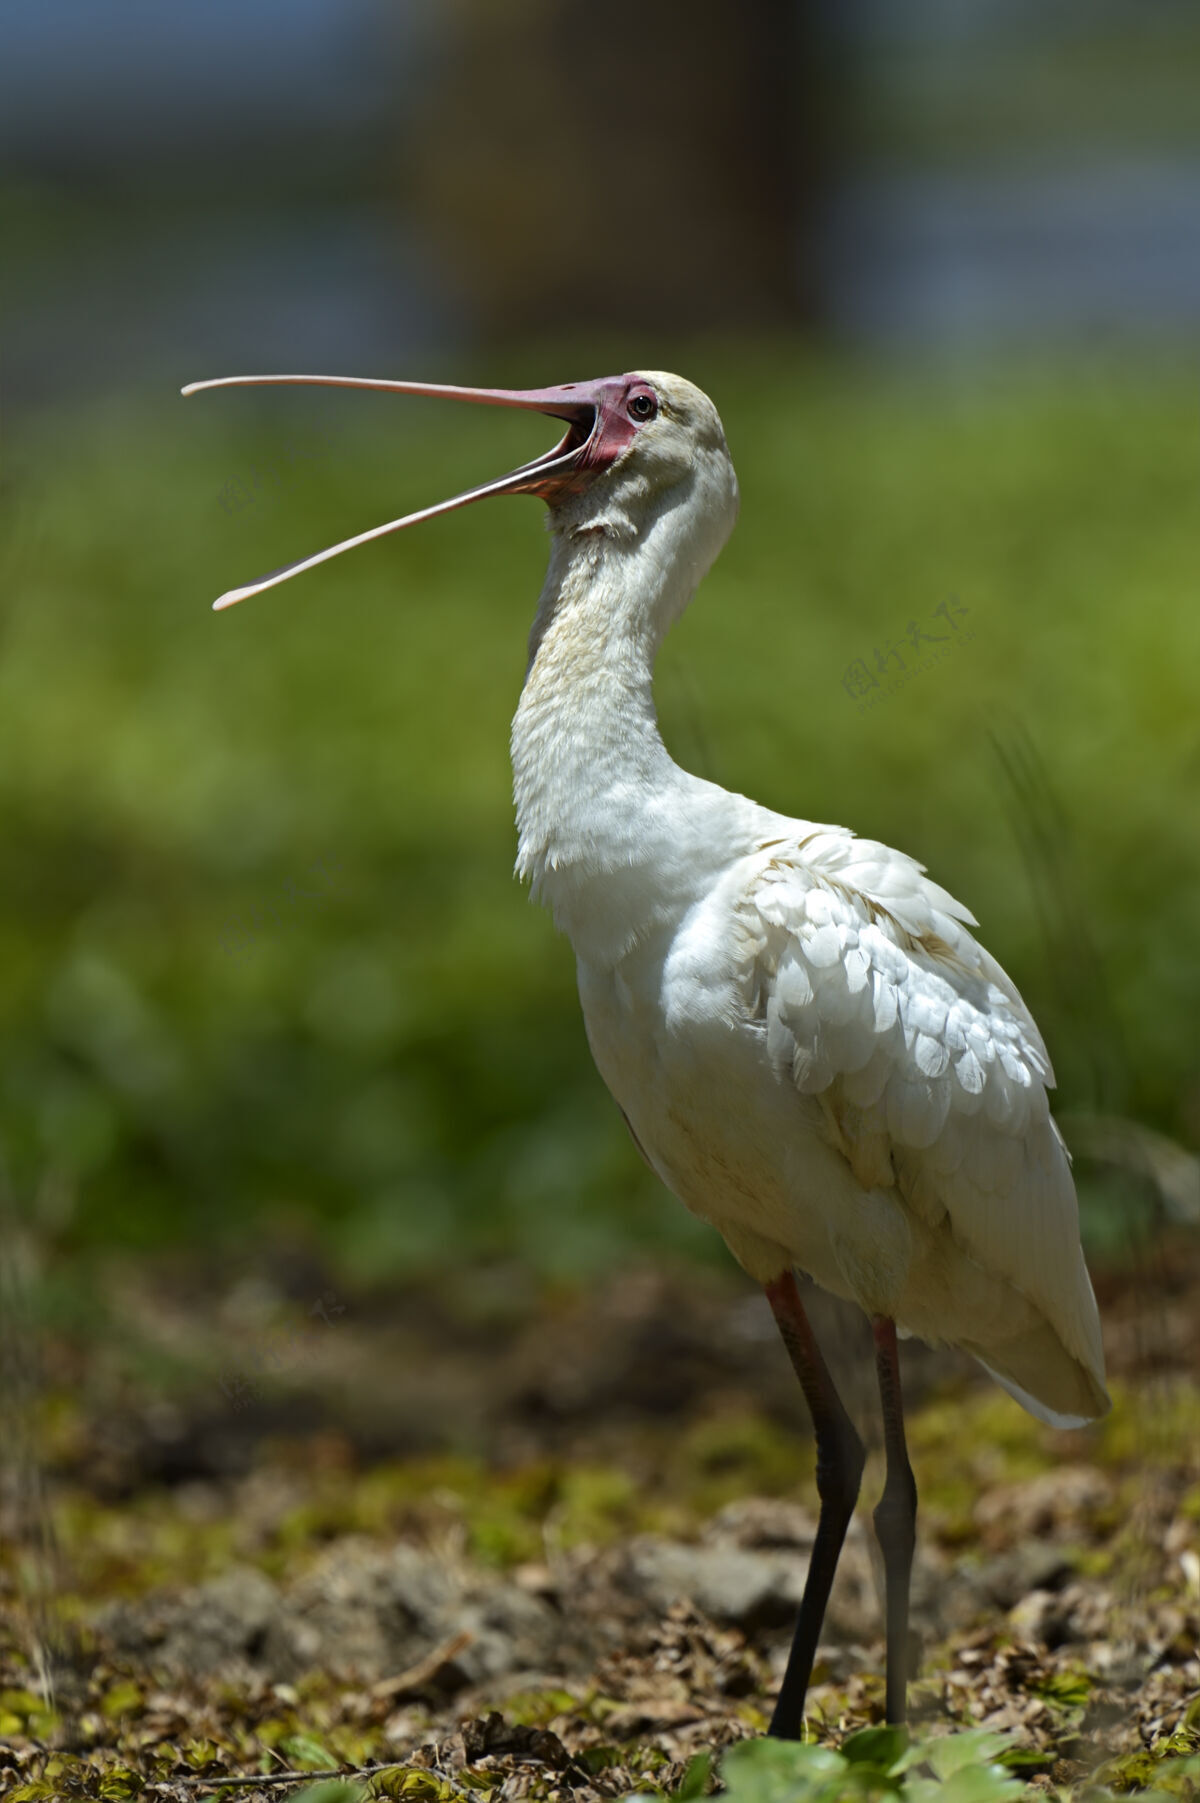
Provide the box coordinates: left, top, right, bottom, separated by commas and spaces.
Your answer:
575, 924, 858, 1294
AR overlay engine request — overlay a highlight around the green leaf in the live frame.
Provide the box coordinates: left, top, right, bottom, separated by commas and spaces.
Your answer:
281, 1732, 341, 1770
843, 1726, 910, 1772
181, 1737, 222, 1770
0, 1687, 49, 1718
100, 1679, 144, 1719
718, 1737, 852, 1803
97, 1769, 145, 1801
1029, 1668, 1093, 1712
368, 1771, 462, 1801
928, 1732, 1019, 1781
676, 1752, 714, 1798
578, 1744, 625, 1774
906, 1767, 1027, 1803
994, 1748, 1049, 1771
500, 1685, 580, 1726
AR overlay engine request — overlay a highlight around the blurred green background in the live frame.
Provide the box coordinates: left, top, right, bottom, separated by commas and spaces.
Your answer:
3, 0, 1199, 1308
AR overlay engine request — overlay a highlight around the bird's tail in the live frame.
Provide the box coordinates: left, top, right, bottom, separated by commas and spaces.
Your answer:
964, 1322, 1111, 1429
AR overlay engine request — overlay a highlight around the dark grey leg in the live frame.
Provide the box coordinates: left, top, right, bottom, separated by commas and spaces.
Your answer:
871, 1316, 917, 1726
764, 1270, 866, 1740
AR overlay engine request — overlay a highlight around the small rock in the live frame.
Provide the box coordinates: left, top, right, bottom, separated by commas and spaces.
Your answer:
976, 1543, 1072, 1610
95, 1537, 562, 1686
438, 1585, 562, 1688
705, 1498, 817, 1550
975, 1467, 1112, 1542
98, 1567, 281, 1678
268, 1539, 456, 1678
620, 1536, 807, 1632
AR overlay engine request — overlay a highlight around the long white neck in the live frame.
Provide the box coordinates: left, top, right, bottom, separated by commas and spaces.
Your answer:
510, 518, 757, 965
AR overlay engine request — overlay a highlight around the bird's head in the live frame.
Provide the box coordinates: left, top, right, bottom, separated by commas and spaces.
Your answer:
182, 368, 738, 612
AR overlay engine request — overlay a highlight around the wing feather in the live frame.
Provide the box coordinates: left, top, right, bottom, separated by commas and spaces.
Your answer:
742, 827, 1106, 1406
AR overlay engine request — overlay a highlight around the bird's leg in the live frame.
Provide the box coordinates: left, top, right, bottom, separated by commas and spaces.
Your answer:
871, 1316, 917, 1726
763, 1270, 865, 1741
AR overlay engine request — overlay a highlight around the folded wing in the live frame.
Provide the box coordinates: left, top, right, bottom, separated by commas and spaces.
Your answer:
741, 826, 1107, 1421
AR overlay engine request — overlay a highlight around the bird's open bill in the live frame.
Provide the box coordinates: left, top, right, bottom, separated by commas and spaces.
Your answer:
181, 371, 642, 611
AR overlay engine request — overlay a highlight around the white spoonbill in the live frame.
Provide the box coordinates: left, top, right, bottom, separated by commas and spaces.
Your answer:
183, 368, 1110, 1733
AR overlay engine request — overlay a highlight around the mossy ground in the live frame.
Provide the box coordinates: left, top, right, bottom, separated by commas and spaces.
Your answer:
2, 1250, 1198, 1801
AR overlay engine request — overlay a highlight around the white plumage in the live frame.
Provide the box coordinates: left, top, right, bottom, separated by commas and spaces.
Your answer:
187, 360, 1110, 1733
737, 831, 1102, 1422
563, 815, 1106, 1430
507, 374, 1108, 1435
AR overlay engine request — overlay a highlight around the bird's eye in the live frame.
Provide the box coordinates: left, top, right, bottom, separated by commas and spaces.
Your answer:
628, 392, 657, 423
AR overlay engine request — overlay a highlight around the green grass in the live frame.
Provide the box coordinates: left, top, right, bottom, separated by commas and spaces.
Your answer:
3, 347, 1198, 1282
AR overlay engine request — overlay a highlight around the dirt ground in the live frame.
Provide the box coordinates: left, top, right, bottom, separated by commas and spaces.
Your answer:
2, 1238, 1199, 1800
